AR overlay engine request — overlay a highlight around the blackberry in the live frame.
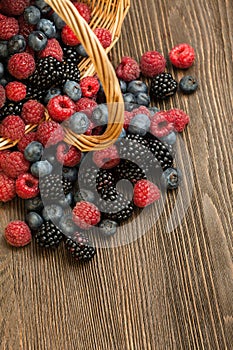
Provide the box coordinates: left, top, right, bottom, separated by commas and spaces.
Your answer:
63, 46, 80, 65
78, 165, 98, 190
35, 220, 63, 248
26, 86, 46, 102
65, 232, 96, 262
96, 168, 117, 200
147, 136, 174, 170
99, 193, 134, 222
61, 61, 80, 84
0, 101, 23, 120
39, 173, 72, 201
150, 73, 178, 99
114, 160, 147, 185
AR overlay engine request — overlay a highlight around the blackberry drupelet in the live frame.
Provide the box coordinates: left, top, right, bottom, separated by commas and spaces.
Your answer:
39, 173, 72, 201
63, 46, 80, 65
61, 61, 80, 84
65, 232, 96, 262
99, 192, 134, 222
0, 101, 23, 120
150, 73, 178, 99
35, 220, 63, 248
147, 136, 174, 170
114, 160, 147, 185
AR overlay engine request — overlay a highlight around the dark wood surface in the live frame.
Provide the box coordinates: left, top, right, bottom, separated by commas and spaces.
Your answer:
1, 0, 233, 349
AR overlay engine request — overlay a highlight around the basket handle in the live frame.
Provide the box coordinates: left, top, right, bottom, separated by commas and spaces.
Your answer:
45, 0, 125, 151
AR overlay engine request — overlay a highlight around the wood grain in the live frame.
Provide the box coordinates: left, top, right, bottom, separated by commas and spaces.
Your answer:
0, 0, 233, 349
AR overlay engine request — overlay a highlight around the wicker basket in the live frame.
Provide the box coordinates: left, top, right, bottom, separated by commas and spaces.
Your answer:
0, 0, 130, 151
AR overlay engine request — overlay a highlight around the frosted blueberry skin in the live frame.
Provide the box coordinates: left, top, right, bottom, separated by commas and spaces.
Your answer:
28, 31, 48, 51
24, 6, 41, 25
8, 35, 26, 55
179, 76, 198, 94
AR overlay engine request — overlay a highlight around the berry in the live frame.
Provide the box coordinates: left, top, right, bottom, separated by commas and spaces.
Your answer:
72, 201, 101, 229
114, 160, 147, 185
133, 179, 160, 208
24, 5, 41, 25
69, 112, 90, 134
0, 63, 4, 78
44, 87, 61, 104
62, 60, 80, 84
0, 173, 16, 202
37, 19, 56, 38
35, 0, 51, 14
47, 95, 76, 122
93, 145, 120, 169
74, 189, 95, 204
75, 97, 97, 115
0, 101, 24, 118
17, 132, 37, 152
123, 92, 136, 104
5, 82, 27, 102
93, 28, 112, 49
35, 220, 63, 248
62, 167, 78, 183
1, 0, 30, 16
61, 25, 79, 46
1, 151, 30, 178
36, 120, 64, 147
165, 108, 190, 132
42, 204, 63, 223
16, 173, 39, 199
91, 104, 108, 125
0, 115, 25, 141
65, 232, 96, 262
51, 12, 65, 29
169, 43, 195, 69
38, 38, 63, 61
4, 221, 31, 247
63, 80, 82, 101
147, 136, 174, 170
80, 76, 100, 98
0, 85, 6, 109
0, 150, 10, 172
24, 141, 43, 162
116, 56, 140, 82
128, 113, 151, 136
25, 196, 43, 212
179, 75, 198, 94
119, 79, 127, 93
161, 131, 177, 145
21, 99, 45, 124
31, 160, 53, 178
39, 174, 72, 201
161, 167, 182, 189
7, 34, 26, 55
0, 41, 8, 58
127, 80, 148, 95
0, 17, 19, 40
56, 142, 82, 167
18, 14, 35, 40
95, 168, 117, 200
99, 193, 134, 222
58, 214, 77, 235
8, 53, 35, 80
150, 111, 174, 138
132, 106, 151, 118
150, 73, 178, 100
28, 30, 48, 51
99, 219, 118, 237
73, 2, 92, 23
140, 51, 166, 77
26, 212, 43, 230
123, 110, 134, 130
135, 92, 150, 106
76, 44, 88, 57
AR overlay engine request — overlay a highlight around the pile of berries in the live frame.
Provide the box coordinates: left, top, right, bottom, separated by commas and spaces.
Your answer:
0, 0, 197, 263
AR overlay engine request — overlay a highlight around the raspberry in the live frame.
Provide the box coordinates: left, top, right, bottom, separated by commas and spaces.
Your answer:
5, 82, 27, 102
165, 108, 190, 132
1, 0, 30, 16
17, 132, 37, 153
0, 85, 6, 109
0, 173, 16, 202
116, 56, 140, 82
8, 53, 35, 80
0, 14, 7, 21
150, 111, 174, 138
0, 17, 19, 40
140, 51, 166, 78
18, 15, 35, 40
0, 150, 10, 172
80, 76, 100, 98
56, 142, 82, 167
75, 97, 97, 116
61, 25, 80, 46
132, 106, 151, 118
72, 201, 101, 229
16, 173, 39, 199
1, 151, 30, 178
73, 2, 92, 23
123, 110, 134, 130
0, 115, 25, 141
47, 95, 76, 122
21, 100, 45, 124
36, 120, 64, 147
92, 145, 120, 169
4, 221, 31, 247
169, 43, 195, 69
38, 38, 63, 62
84, 121, 95, 135
133, 179, 160, 208
93, 28, 112, 49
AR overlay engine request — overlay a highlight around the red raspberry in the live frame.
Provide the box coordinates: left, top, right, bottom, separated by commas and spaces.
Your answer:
36, 120, 64, 147
18, 15, 35, 40
0, 173, 16, 202
4, 221, 31, 247
169, 43, 195, 69
0, 150, 10, 172
16, 173, 39, 199
21, 100, 45, 124
123, 111, 134, 130
140, 51, 166, 78
5, 81, 27, 102
116, 56, 140, 82
132, 106, 151, 118
1, 0, 30, 16
93, 145, 120, 169
72, 201, 101, 229
0, 85, 6, 109
17, 132, 37, 153
91, 125, 104, 136
38, 38, 63, 62
0, 17, 19, 40
0, 14, 7, 21
84, 121, 94, 135
1, 151, 30, 178
80, 76, 100, 98
73, 2, 92, 23
75, 97, 97, 116
93, 28, 112, 49
56, 142, 82, 167
150, 111, 174, 138
0, 115, 25, 141
133, 179, 160, 208
165, 108, 190, 132
61, 25, 80, 46
47, 95, 76, 122
8, 53, 35, 80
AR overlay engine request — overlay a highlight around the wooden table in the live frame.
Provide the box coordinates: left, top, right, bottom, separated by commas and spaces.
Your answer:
1, 1, 233, 349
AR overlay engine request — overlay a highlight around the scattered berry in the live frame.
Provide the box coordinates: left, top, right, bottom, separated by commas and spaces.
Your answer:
42, 204, 63, 223
179, 75, 198, 94
128, 113, 151, 136
116, 56, 140, 82
93, 145, 120, 169
5, 82, 27, 102
56, 142, 82, 167
93, 28, 112, 49
7, 34, 26, 55
1, 0, 30, 16
75, 97, 97, 116
0, 115, 25, 141
63, 80, 82, 101
25, 196, 43, 212
165, 108, 190, 132
161, 167, 182, 189
127, 80, 148, 94
31, 160, 53, 178
16, 173, 39, 199
65, 232, 96, 262
72, 201, 101, 229
36, 120, 64, 147
91, 104, 108, 125
133, 179, 160, 208
150, 72, 178, 99
24, 5, 41, 25
38, 38, 63, 61
169, 43, 195, 69
80, 76, 100, 98
69, 112, 90, 134
26, 211, 43, 230
28, 30, 48, 51
99, 219, 118, 237
0, 173, 16, 202
150, 111, 174, 138
47, 95, 76, 122
1, 151, 30, 178
35, 220, 63, 248
4, 221, 31, 247
140, 51, 166, 77
8, 52, 35, 80
37, 18, 56, 38
24, 141, 43, 162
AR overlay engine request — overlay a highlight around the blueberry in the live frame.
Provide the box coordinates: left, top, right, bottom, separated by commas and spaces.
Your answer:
63, 80, 82, 101
31, 160, 53, 177
42, 204, 63, 222
25, 196, 44, 212
58, 214, 77, 236
135, 92, 150, 106
119, 79, 127, 93
161, 167, 182, 190
69, 112, 90, 134
24, 5, 41, 25
57, 192, 73, 207
74, 189, 95, 203
28, 31, 48, 51
123, 92, 136, 104
44, 87, 61, 104
160, 131, 177, 145
149, 106, 160, 115
26, 212, 44, 230
24, 141, 43, 162
0, 78, 8, 87
0, 41, 8, 58
127, 80, 148, 95
99, 219, 118, 237
37, 19, 56, 38
52, 12, 66, 29
124, 102, 138, 112
35, 0, 51, 14
62, 166, 78, 182
0, 63, 4, 79
179, 76, 198, 94
8, 35, 26, 55
76, 44, 88, 57
91, 104, 108, 125
128, 113, 151, 136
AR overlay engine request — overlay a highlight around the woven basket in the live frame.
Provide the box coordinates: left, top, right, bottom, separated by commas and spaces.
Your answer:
0, 0, 130, 151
